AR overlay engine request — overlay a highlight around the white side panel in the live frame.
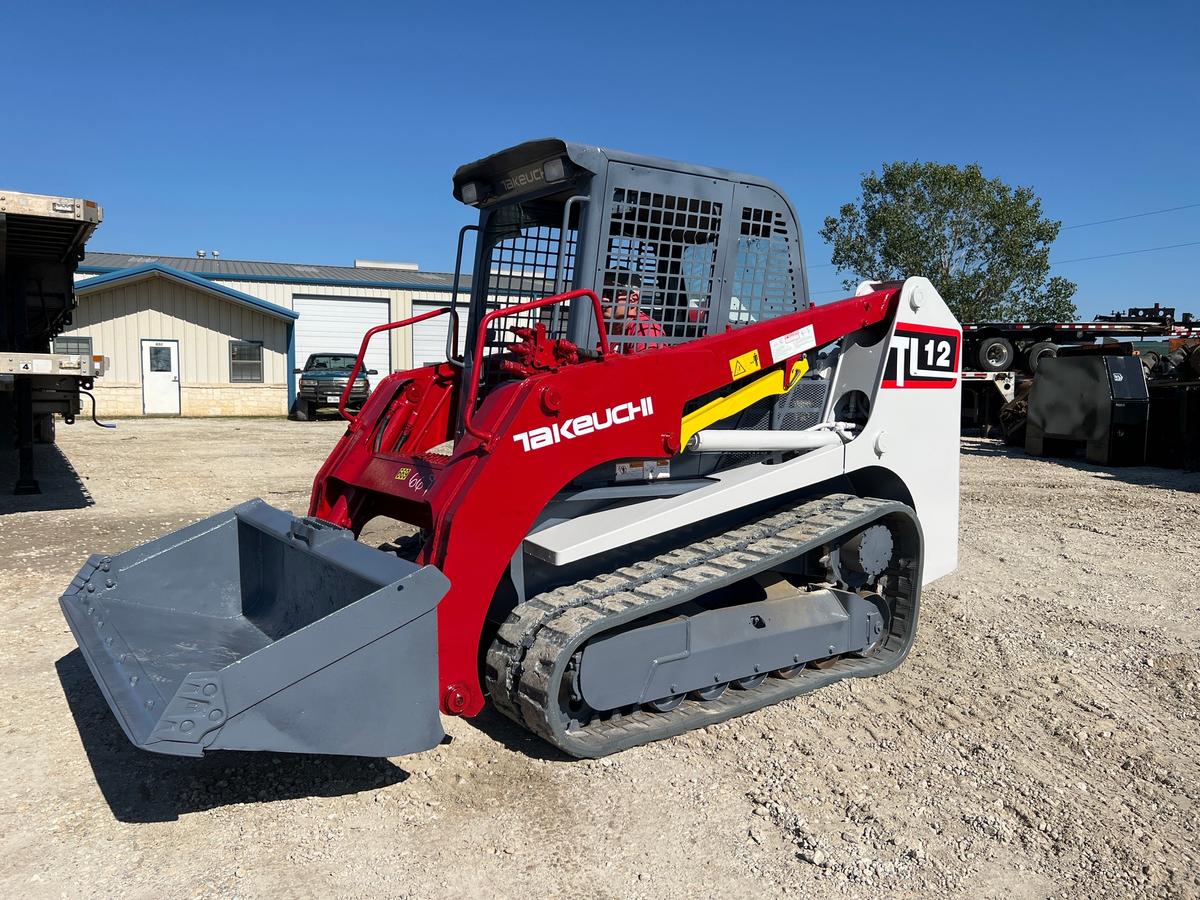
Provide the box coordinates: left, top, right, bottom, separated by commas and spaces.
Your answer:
293, 296, 390, 374
411, 302, 469, 367
843, 277, 961, 585
524, 444, 845, 565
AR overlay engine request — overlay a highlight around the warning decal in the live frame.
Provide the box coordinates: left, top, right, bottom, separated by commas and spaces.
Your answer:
615, 460, 671, 482
728, 349, 763, 380
769, 324, 816, 362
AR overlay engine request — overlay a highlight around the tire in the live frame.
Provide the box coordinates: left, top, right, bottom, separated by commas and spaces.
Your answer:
977, 336, 1015, 372
1025, 341, 1058, 373
291, 400, 316, 422
34, 414, 56, 444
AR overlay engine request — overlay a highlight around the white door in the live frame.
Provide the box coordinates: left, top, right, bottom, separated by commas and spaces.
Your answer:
293, 296, 391, 376
411, 302, 470, 367
141, 339, 180, 415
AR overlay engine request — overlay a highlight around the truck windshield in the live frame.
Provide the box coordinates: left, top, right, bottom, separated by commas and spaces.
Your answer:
305, 354, 358, 370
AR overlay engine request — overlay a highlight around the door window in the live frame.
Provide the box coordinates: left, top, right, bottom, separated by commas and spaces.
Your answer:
149, 346, 173, 372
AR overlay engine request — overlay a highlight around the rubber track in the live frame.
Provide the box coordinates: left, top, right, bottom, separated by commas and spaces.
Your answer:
484, 493, 923, 758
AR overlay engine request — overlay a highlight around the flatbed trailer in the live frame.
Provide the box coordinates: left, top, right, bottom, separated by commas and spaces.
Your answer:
0, 189, 104, 493
963, 305, 1198, 374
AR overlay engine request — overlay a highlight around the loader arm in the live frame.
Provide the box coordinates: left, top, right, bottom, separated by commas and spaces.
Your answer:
309, 287, 901, 716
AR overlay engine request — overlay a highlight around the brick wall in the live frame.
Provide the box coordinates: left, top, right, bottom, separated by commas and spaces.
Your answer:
90, 382, 287, 417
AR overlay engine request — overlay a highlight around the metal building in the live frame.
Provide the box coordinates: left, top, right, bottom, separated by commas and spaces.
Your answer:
66, 253, 469, 416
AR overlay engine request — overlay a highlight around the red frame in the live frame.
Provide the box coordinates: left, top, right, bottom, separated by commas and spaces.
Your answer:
461, 289, 611, 445
310, 287, 901, 718
338, 307, 454, 423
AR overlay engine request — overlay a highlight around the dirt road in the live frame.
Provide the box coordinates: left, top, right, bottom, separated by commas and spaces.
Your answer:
1, 419, 1197, 899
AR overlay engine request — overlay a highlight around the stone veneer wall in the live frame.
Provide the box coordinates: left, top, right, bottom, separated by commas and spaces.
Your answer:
90, 382, 287, 417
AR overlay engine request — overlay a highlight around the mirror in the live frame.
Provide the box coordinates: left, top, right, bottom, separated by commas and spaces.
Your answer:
293, 368, 302, 373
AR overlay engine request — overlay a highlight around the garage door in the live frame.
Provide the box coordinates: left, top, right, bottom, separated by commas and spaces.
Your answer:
293, 296, 391, 375
412, 302, 470, 368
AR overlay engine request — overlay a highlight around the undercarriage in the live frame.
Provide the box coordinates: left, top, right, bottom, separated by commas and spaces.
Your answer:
487, 494, 921, 756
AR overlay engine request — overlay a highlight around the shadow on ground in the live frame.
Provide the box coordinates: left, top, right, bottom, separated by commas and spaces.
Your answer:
460, 705, 575, 762
961, 437, 1200, 491
0, 443, 93, 514
56, 650, 409, 823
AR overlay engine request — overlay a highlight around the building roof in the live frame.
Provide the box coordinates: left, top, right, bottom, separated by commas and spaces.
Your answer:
76, 263, 299, 322
80, 252, 467, 292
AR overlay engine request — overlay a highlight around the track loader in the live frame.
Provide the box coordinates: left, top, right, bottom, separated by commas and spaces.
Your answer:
60, 140, 961, 759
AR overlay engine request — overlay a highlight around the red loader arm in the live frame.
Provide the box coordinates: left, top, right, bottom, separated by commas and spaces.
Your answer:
310, 287, 901, 717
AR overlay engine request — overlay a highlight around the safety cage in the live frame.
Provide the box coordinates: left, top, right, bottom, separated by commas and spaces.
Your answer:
453, 141, 812, 368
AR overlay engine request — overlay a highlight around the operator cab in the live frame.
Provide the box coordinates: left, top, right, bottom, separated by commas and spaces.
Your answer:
451, 138, 813, 371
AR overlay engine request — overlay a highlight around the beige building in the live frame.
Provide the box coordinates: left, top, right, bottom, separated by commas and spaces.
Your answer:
69, 264, 297, 416
65, 253, 470, 417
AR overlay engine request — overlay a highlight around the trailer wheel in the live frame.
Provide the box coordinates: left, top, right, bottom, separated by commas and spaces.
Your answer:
977, 336, 1015, 372
1025, 341, 1058, 373
34, 414, 56, 444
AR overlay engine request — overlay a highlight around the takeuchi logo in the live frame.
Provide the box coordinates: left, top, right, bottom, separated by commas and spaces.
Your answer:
512, 397, 655, 452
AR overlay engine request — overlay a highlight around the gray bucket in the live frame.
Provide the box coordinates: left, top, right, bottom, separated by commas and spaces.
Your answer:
60, 499, 449, 758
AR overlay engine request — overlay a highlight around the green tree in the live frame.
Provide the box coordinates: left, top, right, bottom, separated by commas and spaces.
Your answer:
819, 161, 1077, 322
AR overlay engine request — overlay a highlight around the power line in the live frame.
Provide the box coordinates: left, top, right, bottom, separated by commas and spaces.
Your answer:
1064, 202, 1200, 229
810, 239, 1199, 282
1051, 240, 1200, 266
810, 202, 1200, 270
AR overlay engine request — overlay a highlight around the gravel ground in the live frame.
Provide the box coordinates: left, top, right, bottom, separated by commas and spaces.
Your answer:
1, 419, 1198, 899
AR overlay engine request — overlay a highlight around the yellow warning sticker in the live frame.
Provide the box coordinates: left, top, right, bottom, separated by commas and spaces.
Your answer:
395, 466, 412, 481
728, 349, 762, 380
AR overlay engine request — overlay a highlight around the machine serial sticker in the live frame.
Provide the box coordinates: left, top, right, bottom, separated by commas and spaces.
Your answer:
882, 323, 960, 388
728, 349, 762, 380
768, 324, 816, 362
615, 460, 671, 482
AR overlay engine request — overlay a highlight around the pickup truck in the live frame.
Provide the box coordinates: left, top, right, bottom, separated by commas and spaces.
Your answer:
293, 353, 377, 420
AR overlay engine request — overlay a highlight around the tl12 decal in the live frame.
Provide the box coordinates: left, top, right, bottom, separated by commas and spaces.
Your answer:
882, 324, 960, 389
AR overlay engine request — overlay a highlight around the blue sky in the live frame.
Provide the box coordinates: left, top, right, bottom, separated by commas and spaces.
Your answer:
4, 1, 1197, 318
